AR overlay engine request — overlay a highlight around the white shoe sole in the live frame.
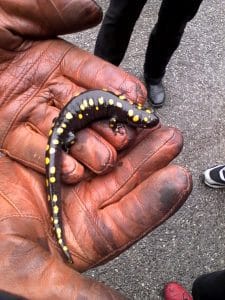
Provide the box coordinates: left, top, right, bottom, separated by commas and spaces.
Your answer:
203, 167, 225, 188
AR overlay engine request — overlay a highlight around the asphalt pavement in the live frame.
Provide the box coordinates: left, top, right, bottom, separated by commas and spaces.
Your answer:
64, 0, 225, 298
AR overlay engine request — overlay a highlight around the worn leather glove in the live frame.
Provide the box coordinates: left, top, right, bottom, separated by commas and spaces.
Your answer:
0, 1, 192, 299
0, 126, 192, 299
0, 0, 148, 184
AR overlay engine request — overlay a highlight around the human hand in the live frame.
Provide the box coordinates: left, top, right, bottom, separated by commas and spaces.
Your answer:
0, 126, 192, 299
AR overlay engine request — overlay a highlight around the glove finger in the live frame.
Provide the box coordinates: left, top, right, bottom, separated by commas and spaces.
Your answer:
91, 121, 137, 150
66, 163, 192, 271
61, 47, 147, 104
74, 126, 183, 209
2, 124, 85, 183
98, 164, 192, 263
3, 120, 119, 180
1, 0, 102, 51
92, 121, 161, 151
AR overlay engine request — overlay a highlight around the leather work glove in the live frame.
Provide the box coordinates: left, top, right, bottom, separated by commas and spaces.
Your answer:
0, 0, 148, 184
0, 126, 192, 299
0, 1, 193, 299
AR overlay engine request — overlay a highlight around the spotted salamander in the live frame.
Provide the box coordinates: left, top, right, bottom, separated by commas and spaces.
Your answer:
45, 89, 159, 263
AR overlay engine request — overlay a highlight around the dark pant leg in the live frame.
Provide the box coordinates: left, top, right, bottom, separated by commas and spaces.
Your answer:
94, 0, 147, 66
192, 270, 225, 300
0, 291, 26, 300
144, 0, 203, 82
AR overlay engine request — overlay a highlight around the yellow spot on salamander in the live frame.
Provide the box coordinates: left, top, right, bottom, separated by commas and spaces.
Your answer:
89, 98, 94, 106
49, 177, 56, 183
83, 99, 88, 107
45, 157, 50, 165
54, 219, 59, 225
48, 129, 53, 136
57, 127, 64, 134
52, 194, 58, 202
116, 102, 123, 108
98, 97, 104, 105
61, 123, 67, 128
46, 144, 50, 151
80, 104, 85, 111
78, 113, 83, 119
137, 104, 143, 109
53, 205, 59, 214
144, 117, 149, 122
128, 109, 134, 117
46, 179, 49, 187
95, 106, 99, 111
146, 109, 152, 113
108, 99, 114, 105
48, 195, 51, 201
65, 112, 73, 120
132, 115, 140, 122
56, 227, 62, 237
53, 139, 59, 145
58, 238, 63, 245
119, 95, 126, 100
63, 246, 68, 252
49, 148, 56, 154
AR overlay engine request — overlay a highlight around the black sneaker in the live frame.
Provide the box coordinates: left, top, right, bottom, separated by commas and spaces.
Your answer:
146, 81, 165, 108
203, 164, 225, 188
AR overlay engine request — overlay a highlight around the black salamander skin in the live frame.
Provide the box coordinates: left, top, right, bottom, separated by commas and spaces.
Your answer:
45, 89, 159, 263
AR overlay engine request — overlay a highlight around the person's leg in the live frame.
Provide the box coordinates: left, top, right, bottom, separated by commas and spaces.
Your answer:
94, 0, 147, 66
192, 270, 225, 300
144, 0, 203, 82
144, 0, 202, 107
0, 290, 26, 299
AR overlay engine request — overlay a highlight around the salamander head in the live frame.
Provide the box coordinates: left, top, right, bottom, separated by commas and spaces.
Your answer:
126, 106, 159, 128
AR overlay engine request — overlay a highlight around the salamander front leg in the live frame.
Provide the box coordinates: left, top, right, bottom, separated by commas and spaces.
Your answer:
109, 117, 124, 134
62, 131, 76, 152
